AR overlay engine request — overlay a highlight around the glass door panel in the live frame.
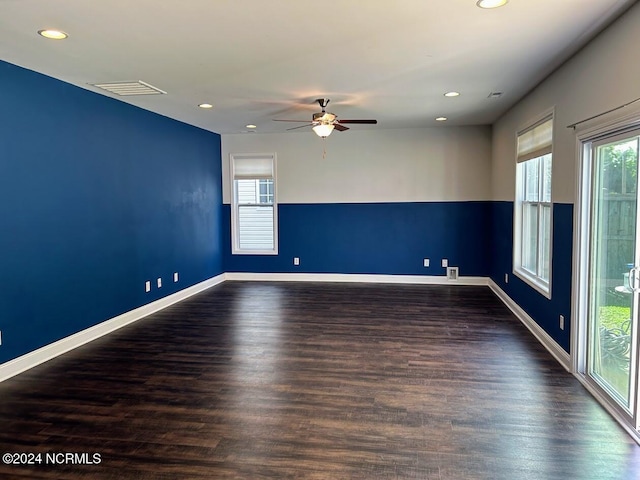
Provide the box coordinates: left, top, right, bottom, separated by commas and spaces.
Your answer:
588, 134, 639, 411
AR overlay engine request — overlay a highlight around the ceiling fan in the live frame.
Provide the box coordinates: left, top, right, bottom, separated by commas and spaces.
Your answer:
274, 98, 377, 137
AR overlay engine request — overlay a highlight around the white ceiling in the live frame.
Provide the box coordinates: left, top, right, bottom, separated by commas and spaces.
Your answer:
0, 0, 636, 135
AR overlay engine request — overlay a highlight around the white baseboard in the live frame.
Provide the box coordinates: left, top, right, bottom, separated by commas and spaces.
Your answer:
488, 279, 571, 372
0, 274, 225, 383
225, 272, 489, 286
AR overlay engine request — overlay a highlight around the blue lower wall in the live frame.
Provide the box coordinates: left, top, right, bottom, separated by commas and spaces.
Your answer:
0, 61, 223, 363
490, 202, 573, 352
224, 202, 491, 276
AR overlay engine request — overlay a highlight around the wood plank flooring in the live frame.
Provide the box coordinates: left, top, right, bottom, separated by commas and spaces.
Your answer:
1, 281, 639, 479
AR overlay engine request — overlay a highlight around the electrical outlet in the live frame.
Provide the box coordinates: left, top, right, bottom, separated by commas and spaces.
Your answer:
442, 259, 448, 268
293, 257, 300, 266
559, 315, 565, 330
505, 273, 509, 283
145, 281, 151, 293
423, 258, 430, 267
173, 272, 179, 283
157, 277, 162, 288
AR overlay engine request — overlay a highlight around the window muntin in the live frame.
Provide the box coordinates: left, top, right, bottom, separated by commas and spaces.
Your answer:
258, 179, 274, 205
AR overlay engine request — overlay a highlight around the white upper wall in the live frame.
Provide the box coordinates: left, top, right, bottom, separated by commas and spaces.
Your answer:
222, 126, 491, 204
492, 2, 640, 203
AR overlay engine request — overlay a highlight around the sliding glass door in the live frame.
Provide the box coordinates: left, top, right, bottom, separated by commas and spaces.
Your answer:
586, 130, 640, 417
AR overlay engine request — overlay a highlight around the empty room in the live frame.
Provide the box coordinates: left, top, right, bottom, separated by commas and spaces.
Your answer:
3, 1, 640, 478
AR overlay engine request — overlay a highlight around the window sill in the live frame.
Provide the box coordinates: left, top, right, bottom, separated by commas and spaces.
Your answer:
232, 249, 278, 256
513, 267, 551, 299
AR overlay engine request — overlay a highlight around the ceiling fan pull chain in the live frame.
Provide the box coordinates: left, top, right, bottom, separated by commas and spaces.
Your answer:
322, 138, 327, 159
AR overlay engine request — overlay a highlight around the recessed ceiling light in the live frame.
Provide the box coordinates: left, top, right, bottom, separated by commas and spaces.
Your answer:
444, 91, 460, 97
198, 103, 213, 109
245, 124, 257, 129
38, 29, 68, 40
436, 117, 448, 122
476, 0, 508, 9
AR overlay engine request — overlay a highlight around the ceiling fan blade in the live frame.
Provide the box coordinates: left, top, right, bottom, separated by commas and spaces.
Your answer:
274, 119, 311, 122
333, 124, 349, 132
286, 123, 314, 131
337, 119, 378, 124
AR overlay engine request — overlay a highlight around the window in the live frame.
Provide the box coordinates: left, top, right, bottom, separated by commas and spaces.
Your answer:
514, 115, 553, 296
230, 154, 277, 254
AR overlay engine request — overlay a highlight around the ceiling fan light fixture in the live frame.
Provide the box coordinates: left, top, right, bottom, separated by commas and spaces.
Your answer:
312, 123, 335, 138
476, 0, 508, 9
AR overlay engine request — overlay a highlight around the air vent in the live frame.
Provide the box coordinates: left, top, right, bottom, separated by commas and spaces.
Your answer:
447, 266, 459, 281
90, 81, 167, 96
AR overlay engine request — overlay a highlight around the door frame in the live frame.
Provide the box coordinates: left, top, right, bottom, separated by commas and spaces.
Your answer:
573, 109, 640, 438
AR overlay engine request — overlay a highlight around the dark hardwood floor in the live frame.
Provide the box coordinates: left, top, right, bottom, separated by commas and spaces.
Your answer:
1, 281, 639, 479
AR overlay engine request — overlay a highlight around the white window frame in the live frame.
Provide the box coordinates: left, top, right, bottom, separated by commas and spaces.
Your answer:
230, 153, 278, 255
513, 112, 554, 298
